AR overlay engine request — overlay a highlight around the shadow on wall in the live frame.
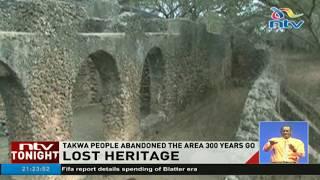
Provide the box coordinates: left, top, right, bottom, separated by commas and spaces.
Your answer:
0, 95, 7, 136
231, 35, 269, 86
0, 61, 33, 163
139, 47, 165, 130
71, 50, 122, 141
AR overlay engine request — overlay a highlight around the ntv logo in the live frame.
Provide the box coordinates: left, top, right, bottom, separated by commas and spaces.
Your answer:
268, 7, 304, 32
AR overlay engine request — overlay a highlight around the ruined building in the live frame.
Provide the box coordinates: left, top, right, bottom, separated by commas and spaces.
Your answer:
0, 2, 319, 180
0, 0, 232, 143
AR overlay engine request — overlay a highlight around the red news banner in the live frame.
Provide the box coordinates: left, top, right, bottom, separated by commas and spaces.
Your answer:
11, 141, 59, 163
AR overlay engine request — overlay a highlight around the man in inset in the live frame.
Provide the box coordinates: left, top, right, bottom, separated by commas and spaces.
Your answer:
263, 125, 305, 163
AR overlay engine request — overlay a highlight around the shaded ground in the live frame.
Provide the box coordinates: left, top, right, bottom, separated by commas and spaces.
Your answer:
72, 104, 105, 141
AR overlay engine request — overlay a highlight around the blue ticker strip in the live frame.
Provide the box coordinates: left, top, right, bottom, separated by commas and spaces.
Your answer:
1, 164, 61, 175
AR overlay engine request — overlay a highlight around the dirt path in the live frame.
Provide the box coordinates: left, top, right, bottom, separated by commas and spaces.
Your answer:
72, 105, 105, 141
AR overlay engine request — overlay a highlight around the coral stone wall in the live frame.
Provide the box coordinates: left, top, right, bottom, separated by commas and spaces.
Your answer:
72, 58, 102, 110
0, 0, 86, 141
0, 95, 7, 136
163, 20, 230, 118
0, 1, 231, 142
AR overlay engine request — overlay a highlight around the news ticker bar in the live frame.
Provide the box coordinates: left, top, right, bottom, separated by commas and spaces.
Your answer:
2, 164, 320, 175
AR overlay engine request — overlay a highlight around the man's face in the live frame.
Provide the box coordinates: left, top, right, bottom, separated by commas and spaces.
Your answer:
281, 126, 291, 139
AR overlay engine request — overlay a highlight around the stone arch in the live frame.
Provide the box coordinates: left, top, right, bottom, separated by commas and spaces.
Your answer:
0, 61, 32, 163
72, 50, 122, 140
139, 47, 165, 127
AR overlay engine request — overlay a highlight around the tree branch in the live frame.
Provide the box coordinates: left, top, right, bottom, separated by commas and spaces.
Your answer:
308, 0, 316, 18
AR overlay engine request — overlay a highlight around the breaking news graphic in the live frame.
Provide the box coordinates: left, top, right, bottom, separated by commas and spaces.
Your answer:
11, 141, 59, 164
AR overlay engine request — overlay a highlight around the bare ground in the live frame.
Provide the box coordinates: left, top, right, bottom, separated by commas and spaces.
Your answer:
72, 104, 105, 141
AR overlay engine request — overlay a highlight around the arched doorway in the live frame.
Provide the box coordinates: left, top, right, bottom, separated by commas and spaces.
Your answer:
140, 47, 164, 128
0, 61, 32, 163
71, 50, 121, 140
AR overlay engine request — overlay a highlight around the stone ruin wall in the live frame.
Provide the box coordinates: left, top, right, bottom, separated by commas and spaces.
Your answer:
0, 0, 231, 142
0, 0, 86, 142
72, 58, 102, 110
235, 64, 282, 141
0, 96, 6, 136
161, 20, 231, 118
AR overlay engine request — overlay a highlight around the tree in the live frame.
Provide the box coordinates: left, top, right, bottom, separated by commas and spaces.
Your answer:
130, 0, 219, 20
129, 0, 264, 36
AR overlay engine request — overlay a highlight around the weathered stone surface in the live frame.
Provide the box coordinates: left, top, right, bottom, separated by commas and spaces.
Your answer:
0, 0, 230, 144
235, 64, 283, 141
0, 95, 7, 136
231, 36, 270, 85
